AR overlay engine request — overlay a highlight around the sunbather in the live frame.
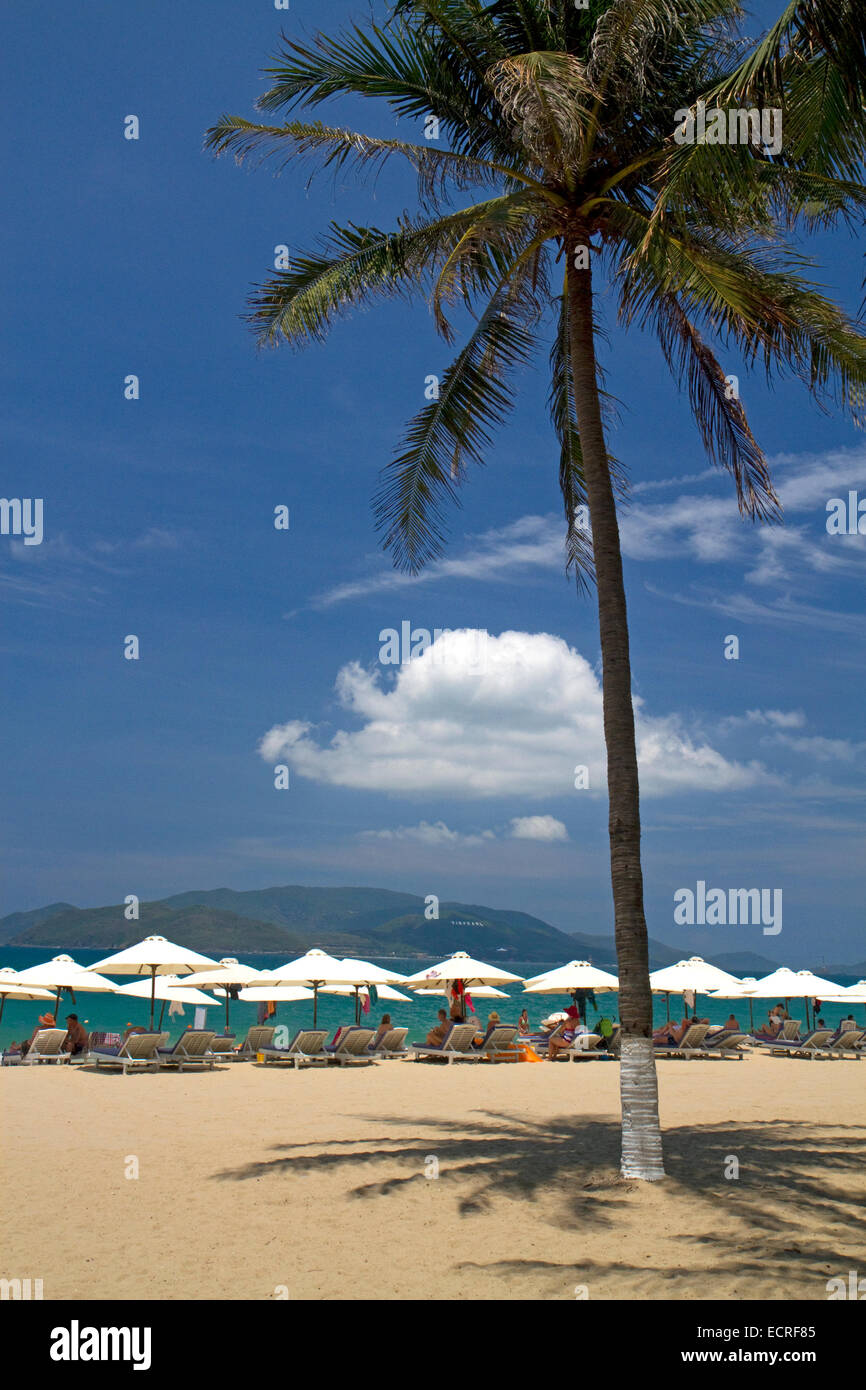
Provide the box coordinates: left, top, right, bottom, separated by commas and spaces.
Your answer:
425, 1009, 449, 1047
20, 1013, 56, 1058
518, 1009, 530, 1036
548, 1018, 588, 1060
63, 1013, 88, 1057
371, 1014, 393, 1046
724, 1012, 741, 1032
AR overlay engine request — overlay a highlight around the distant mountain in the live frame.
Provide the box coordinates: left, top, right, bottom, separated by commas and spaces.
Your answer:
2, 885, 862, 973
6, 903, 307, 954
0, 902, 76, 945
1, 885, 579, 961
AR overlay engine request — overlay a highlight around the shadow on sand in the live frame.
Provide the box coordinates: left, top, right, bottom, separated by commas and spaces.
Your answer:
210, 1110, 865, 1295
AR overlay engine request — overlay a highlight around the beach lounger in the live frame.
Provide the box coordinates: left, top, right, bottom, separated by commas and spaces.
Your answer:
157, 1030, 216, 1070
764, 1027, 833, 1058
699, 1029, 750, 1059
209, 1033, 238, 1057
368, 1026, 409, 1058
569, 1032, 610, 1060
325, 1027, 376, 1064
654, 1023, 710, 1057
89, 1032, 168, 1073
256, 1028, 329, 1067
23, 1028, 72, 1065
411, 1022, 481, 1064
236, 1025, 277, 1059
528, 1020, 567, 1056
780, 1019, 802, 1041
823, 1028, 864, 1058
474, 1023, 519, 1060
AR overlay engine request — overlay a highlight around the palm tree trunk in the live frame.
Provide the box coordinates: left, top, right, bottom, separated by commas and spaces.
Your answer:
565, 234, 665, 1181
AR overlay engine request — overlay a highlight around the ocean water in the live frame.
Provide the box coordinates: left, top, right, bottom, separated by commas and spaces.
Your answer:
0, 947, 860, 1053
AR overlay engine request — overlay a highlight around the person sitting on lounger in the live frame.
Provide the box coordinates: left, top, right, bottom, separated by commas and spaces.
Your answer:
753, 1013, 782, 1041
425, 1009, 449, 1047
653, 1016, 692, 1045
122, 1024, 148, 1042
548, 1015, 588, 1060
63, 1013, 88, 1056
770, 1002, 789, 1021
724, 1013, 741, 1032
20, 1013, 56, 1058
372, 1014, 392, 1045
518, 1010, 530, 1037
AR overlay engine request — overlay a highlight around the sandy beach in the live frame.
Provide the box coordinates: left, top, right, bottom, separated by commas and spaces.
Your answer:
1, 1054, 863, 1302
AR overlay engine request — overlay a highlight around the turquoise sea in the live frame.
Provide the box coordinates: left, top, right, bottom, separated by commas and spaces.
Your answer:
0, 947, 860, 1052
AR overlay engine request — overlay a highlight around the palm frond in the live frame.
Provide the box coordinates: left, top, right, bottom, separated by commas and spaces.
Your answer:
374, 270, 538, 572
655, 294, 779, 519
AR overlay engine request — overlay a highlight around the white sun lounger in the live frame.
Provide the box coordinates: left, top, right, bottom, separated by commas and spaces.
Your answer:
474, 1023, 519, 1059
23, 1028, 71, 1064
368, 1026, 409, 1058
411, 1022, 481, 1063
654, 1023, 710, 1057
326, 1027, 376, 1064
89, 1032, 169, 1073
764, 1027, 833, 1058
256, 1028, 329, 1067
823, 1028, 864, 1058
157, 1030, 216, 1069
236, 1025, 277, 1059
699, 1029, 750, 1059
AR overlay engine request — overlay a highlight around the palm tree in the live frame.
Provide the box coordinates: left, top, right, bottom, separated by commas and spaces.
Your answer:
206, 0, 866, 1180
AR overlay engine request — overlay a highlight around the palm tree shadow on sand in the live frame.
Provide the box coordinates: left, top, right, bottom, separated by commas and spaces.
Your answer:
211, 1111, 865, 1296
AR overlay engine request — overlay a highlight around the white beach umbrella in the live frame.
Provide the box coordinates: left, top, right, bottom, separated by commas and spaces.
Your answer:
116, 975, 219, 1030
523, 960, 619, 993
821, 979, 866, 1003
237, 985, 315, 1003
324, 983, 412, 1002
0, 967, 54, 1024
15, 954, 118, 1023
751, 966, 844, 1028
172, 958, 265, 1030
256, 949, 407, 1026
649, 956, 742, 1022
88, 936, 219, 1030
405, 952, 523, 1023
405, 952, 524, 988
420, 985, 509, 999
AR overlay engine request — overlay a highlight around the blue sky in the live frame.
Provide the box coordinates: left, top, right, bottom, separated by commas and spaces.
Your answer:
2, 0, 864, 966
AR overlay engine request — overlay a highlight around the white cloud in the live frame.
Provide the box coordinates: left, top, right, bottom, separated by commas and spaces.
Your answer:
302, 445, 866, 613
359, 820, 495, 846
259, 629, 768, 800
509, 815, 569, 841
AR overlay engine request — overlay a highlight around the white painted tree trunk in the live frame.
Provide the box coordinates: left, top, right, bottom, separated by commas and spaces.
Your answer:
619, 1036, 666, 1179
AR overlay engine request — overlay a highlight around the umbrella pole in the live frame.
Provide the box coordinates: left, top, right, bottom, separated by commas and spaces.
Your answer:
159, 999, 166, 1030
55, 986, 62, 1023
225, 990, 230, 1032
150, 968, 156, 1032
0, 995, 4, 1024
665, 993, 670, 1023
355, 986, 361, 1027
313, 984, 318, 1030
